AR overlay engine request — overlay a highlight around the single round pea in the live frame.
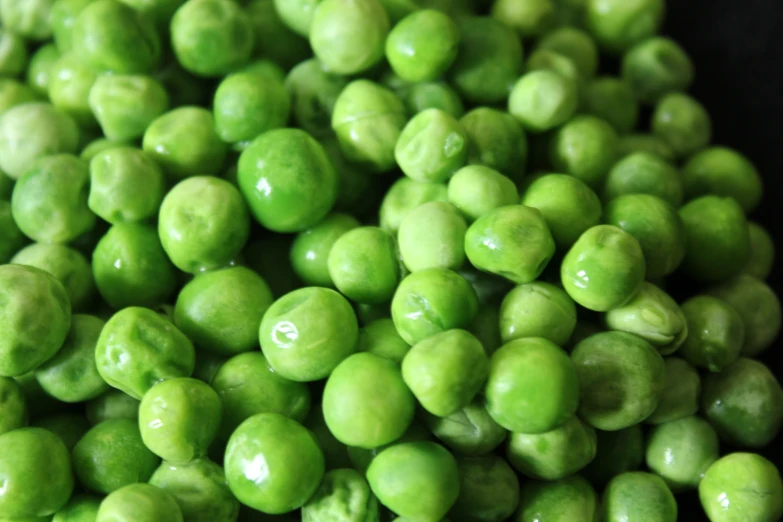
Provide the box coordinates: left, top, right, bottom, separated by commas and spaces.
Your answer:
86, 389, 140, 426
617, 133, 677, 161
290, 213, 360, 287
0, 0, 55, 41
0, 265, 71, 378
47, 52, 98, 128
0, 102, 79, 179
398, 201, 467, 272
92, 223, 177, 309
621, 37, 694, 104
391, 268, 479, 345
95, 306, 195, 399
521, 174, 602, 250
422, 397, 508, 457
681, 146, 763, 214
401, 81, 465, 118
465, 205, 555, 284
88, 74, 169, 142
149, 458, 239, 522
25, 44, 59, 96
491, 0, 555, 38
139, 378, 222, 464
449, 455, 520, 522
679, 295, 744, 372
645, 416, 719, 492
386, 9, 460, 83
301, 468, 380, 521
645, 357, 699, 424
395, 108, 468, 183
225, 413, 325, 514
238, 128, 339, 232
11, 242, 95, 311
460, 107, 528, 183
652, 92, 712, 158
679, 195, 750, 282
582, 426, 644, 486
142, 107, 227, 179
367, 442, 459, 522
701, 358, 783, 449
602, 472, 677, 522
486, 338, 578, 434
583, 76, 640, 134
585, 0, 664, 53
327, 226, 401, 304
549, 115, 619, 187
170, 0, 253, 77
356, 318, 411, 364
0, 428, 73, 519
699, 453, 783, 522
744, 222, 775, 280
509, 70, 578, 133
95, 483, 183, 522
52, 494, 102, 522
0, 29, 28, 77
248, 0, 311, 69
71, 0, 160, 74
603, 152, 682, 207
448, 166, 519, 222
159, 176, 250, 273
538, 27, 599, 76
449, 16, 523, 104
32, 412, 89, 452
507, 416, 597, 480
499, 282, 577, 346
72, 418, 160, 494
273, 0, 321, 36
515, 475, 599, 522
572, 331, 665, 430
309, 0, 389, 75
284, 59, 347, 139
0, 377, 26, 435
34, 314, 108, 403
379, 177, 449, 235
561, 225, 646, 312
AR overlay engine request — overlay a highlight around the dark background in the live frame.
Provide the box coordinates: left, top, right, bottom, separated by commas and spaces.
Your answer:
662, 1, 782, 519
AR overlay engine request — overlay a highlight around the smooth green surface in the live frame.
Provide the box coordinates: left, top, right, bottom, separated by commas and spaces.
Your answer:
460, 108, 527, 182
585, 0, 665, 53
290, 213, 360, 287
645, 357, 699, 424
395, 108, 468, 183
603, 152, 682, 208
95, 483, 183, 522
89, 74, 169, 142
379, 177, 449, 235
448, 166, 519, 222
515, 475, 598, 522
744, 222, 775, 280
422, 397, 508, 457
602, 472, 677, 522
683, 146, 763, 213
386, 9, 459, 83
583, 77, 639, 133
679, 295, 745, 372
0, 377, 26, 436
652, 92, 712, 158
549, 115, 619, 188
509, 70, 578, 133
398, 201, 467, 272
86, 389, 140, 426
645, 416, 719, 491
499, 282, 577, 347
52, 495, 101, 522
621, 36, 693, 103
449, 455, 520, 522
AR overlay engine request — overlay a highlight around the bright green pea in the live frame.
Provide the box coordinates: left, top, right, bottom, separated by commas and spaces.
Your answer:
391, 268, 478, 345
0, 265, 71, 378
602, 472, 677, 522
616, 133, 676, 161
170, 0, 253, 77
379, 177, 449, 235
422, 397, 508, 457
32, 413, 89, 451
0, 30, 28, 76
52, 495, 102, 522
290, 213, 360, 287
744, 222, 775, 280
301, 468, 380, 522
386, 9, 460, 83
248, 0, 311, 69
285, 59, 346, 139
460, 108, 528, 183
143, 107, 227, 179
448, 166, 519, 222
47, 52, 98, 127
323, 352, 415, 449
95, 307, 195, 399
401, 81, 465, 118
645, 416, 719, 492
398, 201, 467, 272
538, 27, 599, 77
0, 79, 37, 116
585, 0, 664, 53
507, 416, 597, 480
515, 475, 599, 522
225, 413, 325, 514
682, 146, 763, 213
396, 108, 469, 183
583, 76, 639, 134
175, 267, 273, 356
92, 223, 178, 309
238, 128, 339, 232
549, 115, 619, 187
49, 0, 92, 52
72, 418, 160, 494
273, 0, 323, 36
450, 16, 523, 104
699, 453, 783, 522
679, 295, 744, 372
0, 377, 26, 436
492, 0, 555, 38
139, 378, 221, 464
95, 483, 183, 522
499, 282, 576, 346
0, 0, 55, 41
88, 74, 169, 142
621, 37, 693, 104
0, 102, 79, 179
0, 428, 73, 519
356, 318, 411, 364
652, 92, 712, 158
310, 0, 389, 75
509, 70, 578, 133
645, 357, 699, 424
486, 338, 578, 434
449, 455, 520, 522
367, 442, 459, 522
86, 389, 139, 425
603, 152, 682, 207
582, 426, 644, 486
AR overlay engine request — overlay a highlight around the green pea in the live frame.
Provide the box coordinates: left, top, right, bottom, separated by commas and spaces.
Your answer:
603, 152, 682, 207
398, 202, 467, 272
583, 76, 639, 134
396, 109, 468, 183
0, 377, 27, 436
0, 79, 38, 115
499, 282, 576, 347
290, 213, 360, 287
572, 331, 665, 430
88, 74, 169, 142
238, 128, 339, 232
678, 295, 744, 372
682, 146, 763, 213
699, 453, 783, 522
310, 0, 389, 75
509, 70, 579, 134
449, 455, 520, 522
652, 92, 712, 158
248, 0, 311, 69
645, 416, 719, 492
646, 357, 700, 424
401, 81, 465, 118
0, 102, 79, 179
0, 0, 55, 41
52, 494, 102, 522
225, 413, 325, 514
525, 49, 583, 90
356, 318, 411, 364
95, 483, 183, 522
379, 177, 449, 235
391, 268, 478, 345
47, 52, 97, 128
621, 37, 693, 104
49, 0, 91, 52
86, 389, 139, 426
422, 397, 507, 457
273, 0, 321, 36
95, 307, 195, 399
602, 472, 677, 522
585, 0, 664, 53
80, 138, 131, 161
491, 0, 555, 38
285, 59, 347, 139
31, 413, 89, 452
460, 108, 528, 182
72, 418, 160, 494
24, 44, 58, 97
0, 30, 28, 77
143, 107, 227, 179
582, 426, 644, 486
449, 16, 523, 104
301, 468, 380, 521
550, 115, 619, 187
448, 166, 519, 222
0, 428, 73, 519
386, 9, 460, 83
538, 26, 599, 77
515, 475, 599, 522
367, 442, 459, 522
616, 133, 676, 161
744, 222, 775, 280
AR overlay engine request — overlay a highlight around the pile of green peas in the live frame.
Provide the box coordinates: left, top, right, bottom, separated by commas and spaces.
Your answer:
1, 0, 782, 520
